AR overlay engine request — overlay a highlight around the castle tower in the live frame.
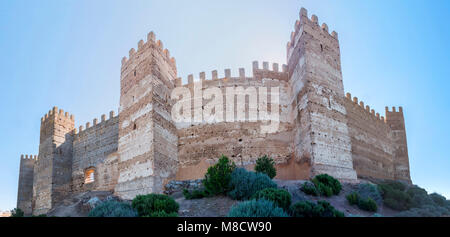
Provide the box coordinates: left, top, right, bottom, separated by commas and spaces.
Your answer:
33, 107, 74, 215
114, 32, 179, 199
17, 155, 36, 216
287, 8, 357, 181
385, 106, 411, 183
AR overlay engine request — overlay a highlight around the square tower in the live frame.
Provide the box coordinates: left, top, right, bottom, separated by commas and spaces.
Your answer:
287, 8, 357, 181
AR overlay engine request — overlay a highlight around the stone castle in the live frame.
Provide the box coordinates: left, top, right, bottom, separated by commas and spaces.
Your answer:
17, 8, 411, 215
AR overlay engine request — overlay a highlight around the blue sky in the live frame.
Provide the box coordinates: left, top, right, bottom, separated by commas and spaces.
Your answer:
0, 0, 449, 211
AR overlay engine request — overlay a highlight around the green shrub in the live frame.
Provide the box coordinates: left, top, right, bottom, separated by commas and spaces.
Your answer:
203, 155, 236, 195
289, 200, 344, 217
316, 182, 334, 197
227, 199, 289, 217
132, 194, 179, 217
378, 181, 412, 211
396, 205, 450, 217
312, 174, 342, 196
357, 183, 382, 205
301, 182, 319, 196
429, 193, 447, 207
407, 186, 434, 208
10, 208, 24, 217
144, 211, 178, 217
346, 191, 377, 212
252, 188, 291, 210
254, 155, 277, 179
346, 192, 359, 205
358, 197, 378, 212
88, 201, 138, 217
227, 168, 277, 200
183, 189, 209, 200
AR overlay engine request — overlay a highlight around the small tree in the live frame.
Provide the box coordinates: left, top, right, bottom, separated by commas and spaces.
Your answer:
255, 155, 277, 179
10, 208, 24, 217
203, 155, 236, 195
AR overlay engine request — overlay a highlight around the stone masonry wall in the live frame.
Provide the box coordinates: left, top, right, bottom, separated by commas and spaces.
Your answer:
344, 94, 396, 179
175, 63, 297, 180
72, 111, 119, 193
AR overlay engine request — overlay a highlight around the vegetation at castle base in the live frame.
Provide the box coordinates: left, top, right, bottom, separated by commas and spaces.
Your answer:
203, 155, 236, 196
251, 188, 292, 211
346, 183, 381, 212
376, 181, 450, 217
227, 199, 289, 217
301, 174, 341, 197
88, 201, 138, 217
10, 208, 24, 217
132, 194, 179, 217
378, 180, 412, 211
254, 155, 277, 179
183, 188, 210, 200
227, 168, 277, 200
289, 200, 345, 218
143, 210, 179, 217
300, 181, 319, 196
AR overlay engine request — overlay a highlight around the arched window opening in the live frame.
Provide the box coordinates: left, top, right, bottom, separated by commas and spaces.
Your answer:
84, 168, 95, 184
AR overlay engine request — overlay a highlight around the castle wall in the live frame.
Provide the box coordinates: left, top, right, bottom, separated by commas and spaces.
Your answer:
175, 65, 296, 180
344, 94, 395, 179
72, 112, 119, 193
17, 155, 36, 216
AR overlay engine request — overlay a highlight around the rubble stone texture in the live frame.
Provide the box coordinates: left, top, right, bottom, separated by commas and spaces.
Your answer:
17, 8, 410, 215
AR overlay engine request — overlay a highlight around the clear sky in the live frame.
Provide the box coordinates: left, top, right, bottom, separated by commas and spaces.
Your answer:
0, 0, 449, 211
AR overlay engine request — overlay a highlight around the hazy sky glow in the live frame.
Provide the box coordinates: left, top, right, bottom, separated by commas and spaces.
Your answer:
1, 0, 449, 211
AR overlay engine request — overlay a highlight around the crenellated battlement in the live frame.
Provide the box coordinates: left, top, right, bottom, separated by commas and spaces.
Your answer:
345, 93, 388, 123
175, 61, 288, 87
41, 106, 75, 124
287, 8, 339, 56
75, 110, 117, 135
20, 154, 37, 161
121, 31, 177, 72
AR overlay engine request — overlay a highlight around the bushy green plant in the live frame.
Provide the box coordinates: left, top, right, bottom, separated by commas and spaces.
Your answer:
203, 155, 236, 195
252, 188, 291, 210
10, 208, 24, 217
346, 192, 359, 205
132, 194, 179, 217
183, 189, 209, 200
227, 199, 289, 217
88, 201, 138, 217
254, 155, 277, 179
407, 186, 434, 208
144, 211, 178, 217
289, 200, 344, 217
429, 193, 447, 207
312, 174, 342, 196
395, 205, 450, 217
301, 182, 319, 196
378, 181, 412, 211
357, 183, 382, 205
346, 192, 377, 212
227, 168, 277, 200
358, 197, 378, 212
